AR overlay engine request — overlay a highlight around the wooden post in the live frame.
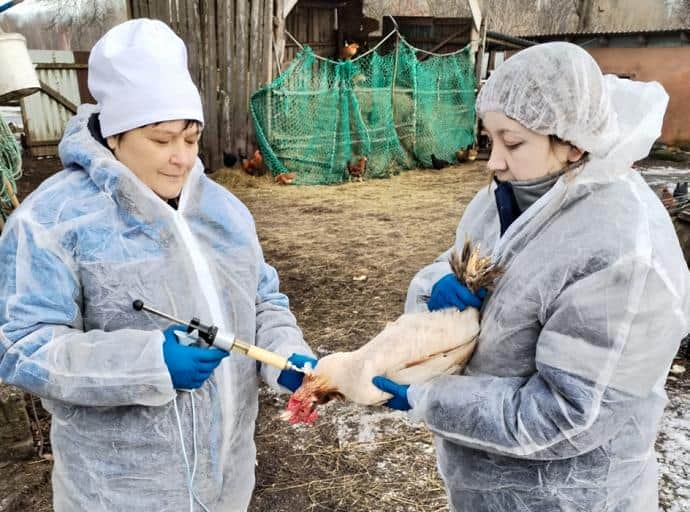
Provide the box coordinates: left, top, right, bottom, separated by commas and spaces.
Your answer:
235, 0, 248, 156
202, 0, 220, 169
274, 0, 286, 69
248, 0, 262, 151
472, 16, 488, 150
0, 385, 34, 462
218, 0, 230, 156
391, 31, 400, 132
2, 176, 20, 209
169, 0, 179, 33
264, 0, 273, 82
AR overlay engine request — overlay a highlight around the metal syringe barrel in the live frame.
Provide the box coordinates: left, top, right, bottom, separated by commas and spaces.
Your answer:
133, 300, 295, 371
211, 331, 293, 371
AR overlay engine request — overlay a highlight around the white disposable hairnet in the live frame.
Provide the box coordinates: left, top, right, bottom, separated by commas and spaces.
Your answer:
476, 42, 667, 163
88, 19, 204, 137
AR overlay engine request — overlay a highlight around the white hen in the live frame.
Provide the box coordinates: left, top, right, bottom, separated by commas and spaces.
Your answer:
283, 240, 501, 424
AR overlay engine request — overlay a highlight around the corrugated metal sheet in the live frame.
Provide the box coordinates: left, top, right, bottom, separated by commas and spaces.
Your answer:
365, 0, 690, 39
20, 50, 80, 157
516, 27, 690, 38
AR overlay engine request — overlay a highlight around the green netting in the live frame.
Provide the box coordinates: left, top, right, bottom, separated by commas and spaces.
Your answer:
0, 115, 21, 221
250, 33, 476, 185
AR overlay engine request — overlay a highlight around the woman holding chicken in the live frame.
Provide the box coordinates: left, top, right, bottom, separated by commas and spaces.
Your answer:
374, 42, 690, 511
0, 19, 314, 511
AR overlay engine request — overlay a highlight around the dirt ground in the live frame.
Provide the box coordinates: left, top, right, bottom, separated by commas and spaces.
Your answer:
1, 157, 689, 511
220, 165, 486, 512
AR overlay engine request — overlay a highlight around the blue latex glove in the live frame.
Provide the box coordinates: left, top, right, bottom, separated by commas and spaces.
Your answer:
427, 273, 487, 312
372, 376, 411, 411
277, 353, 318, 392
162, 324, 229, 390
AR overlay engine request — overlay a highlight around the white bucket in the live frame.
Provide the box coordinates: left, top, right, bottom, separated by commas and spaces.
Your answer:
0, 32, 40, 103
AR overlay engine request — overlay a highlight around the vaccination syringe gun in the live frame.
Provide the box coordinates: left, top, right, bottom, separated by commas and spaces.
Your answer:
132, 300, 303, 372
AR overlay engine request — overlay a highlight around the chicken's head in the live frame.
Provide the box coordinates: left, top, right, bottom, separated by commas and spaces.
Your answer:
281, 374, 343, 425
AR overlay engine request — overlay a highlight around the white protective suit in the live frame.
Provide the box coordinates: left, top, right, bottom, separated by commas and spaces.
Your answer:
405, 43, 690, 511
0, 105, 313, 511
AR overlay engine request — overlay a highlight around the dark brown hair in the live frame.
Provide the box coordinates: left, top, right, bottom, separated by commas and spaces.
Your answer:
113, 119, 202, 142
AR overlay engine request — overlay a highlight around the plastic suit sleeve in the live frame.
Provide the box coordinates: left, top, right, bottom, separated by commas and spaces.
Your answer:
408, 255, 681, 460
0, 215, 175, 407
403, 247, 453, 313
254, 249, 315, 389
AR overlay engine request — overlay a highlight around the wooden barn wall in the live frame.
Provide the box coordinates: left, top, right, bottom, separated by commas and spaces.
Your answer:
380, 16, 474, 52
130, 0, 278, 169
285, 5, 337, 62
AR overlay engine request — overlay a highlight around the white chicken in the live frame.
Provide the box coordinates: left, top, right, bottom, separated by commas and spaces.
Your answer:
283, 240, 501, 424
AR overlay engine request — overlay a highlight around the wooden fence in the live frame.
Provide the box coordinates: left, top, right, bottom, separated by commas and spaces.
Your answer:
129, 0, 283, 170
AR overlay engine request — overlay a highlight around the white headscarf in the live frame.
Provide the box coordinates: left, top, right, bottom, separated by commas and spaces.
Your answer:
88, 18, 204, 137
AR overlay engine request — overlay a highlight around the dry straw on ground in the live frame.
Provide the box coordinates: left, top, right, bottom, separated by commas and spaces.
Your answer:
216, 164, 489, 511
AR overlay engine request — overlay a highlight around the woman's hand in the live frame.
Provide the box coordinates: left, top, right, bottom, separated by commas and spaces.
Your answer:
278, 353, 318, 391
372, 376, 410, 411
162, 325, 228, 390
427, 273, 486, 312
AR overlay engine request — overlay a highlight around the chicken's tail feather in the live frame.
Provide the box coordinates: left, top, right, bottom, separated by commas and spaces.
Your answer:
450, 238, 503, 293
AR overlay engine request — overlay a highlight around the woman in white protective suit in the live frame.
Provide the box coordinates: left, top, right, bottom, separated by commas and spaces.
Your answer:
0, 19, 316, 511
372, 42, 690, 510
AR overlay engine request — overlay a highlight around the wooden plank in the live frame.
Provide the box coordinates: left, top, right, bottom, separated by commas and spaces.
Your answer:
148, 0, 159, 20
249, 0, 261, 150
235, 0, 248, 155
466, 0, 483, 32
198, 0, 211, 167
475, 16, 487, 84
418, 29, 466, 60
38, 80, 77, 114
227, 0, 236, 155
34, 63, 87, 70
2, 176, 20, 209
285, 42, 336, 48
262, 0, 273, 144
25, 139, 61, 147
229, 0, 239, 156
160, 0, 172, 24
178, 0, 189, 46
218, 0, 229, 154
274, 0, 286, 70
170, 0, 179, 33
263, 0, 273, 81
284, 0, 298, 18
129, 0, 141, 18
206, 0, 219, 169
189, 0, 202, 83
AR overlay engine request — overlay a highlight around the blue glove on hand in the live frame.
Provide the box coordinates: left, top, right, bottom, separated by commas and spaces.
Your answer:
162, 324, 229, 390
372, 376, 411, 411
277, 353, 318, 392
427, 273, 487, 312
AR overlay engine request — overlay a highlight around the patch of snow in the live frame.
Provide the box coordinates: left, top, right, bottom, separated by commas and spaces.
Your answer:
332, 401, 411, 448
640, 167, 690, 176
657, 372, 690, 512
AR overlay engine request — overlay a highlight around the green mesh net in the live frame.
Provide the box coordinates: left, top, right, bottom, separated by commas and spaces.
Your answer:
0, 115, 22, 222
250, 35, 476, 185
